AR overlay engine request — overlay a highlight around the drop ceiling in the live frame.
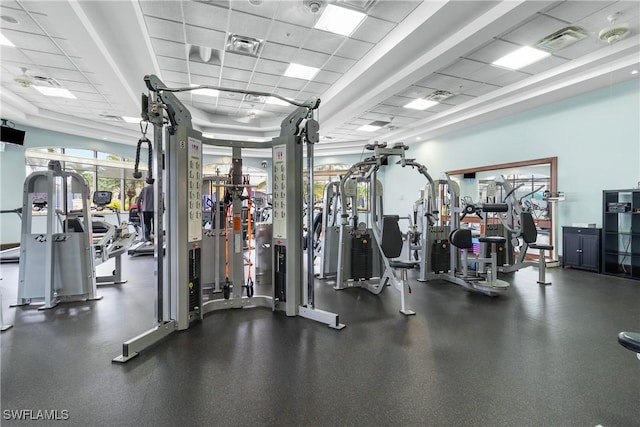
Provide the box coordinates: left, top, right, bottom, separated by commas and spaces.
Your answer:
1, 0, 638, 156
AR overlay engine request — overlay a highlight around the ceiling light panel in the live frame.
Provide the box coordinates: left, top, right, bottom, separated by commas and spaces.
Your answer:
284, 63, 320, 80
315, 5, 367, 37
0, 32, 14, 46
33, 85, 76, 99
404, 98, 438, 110
225, 33, 264, 57
357, 124, 382, 132
492, 46, 551, 70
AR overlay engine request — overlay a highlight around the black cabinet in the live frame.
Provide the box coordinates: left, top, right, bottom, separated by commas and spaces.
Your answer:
562, 227, 601, 272
602, 189, 640, 280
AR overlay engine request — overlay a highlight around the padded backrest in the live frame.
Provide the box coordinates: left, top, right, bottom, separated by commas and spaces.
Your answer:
449, 228, 473, 249
381, 215, 403, 259
520, 211, 538, 244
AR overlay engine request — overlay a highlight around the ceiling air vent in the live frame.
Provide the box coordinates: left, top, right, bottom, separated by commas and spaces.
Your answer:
426, 90, 454, 102
536, 26, 588, 52
337, 0, 376, 11
244, 94, 266, 103
226, 33, 263, 57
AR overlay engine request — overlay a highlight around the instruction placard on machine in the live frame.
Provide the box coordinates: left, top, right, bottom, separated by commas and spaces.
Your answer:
187, 137, 202, 242
273, 144, 286, 239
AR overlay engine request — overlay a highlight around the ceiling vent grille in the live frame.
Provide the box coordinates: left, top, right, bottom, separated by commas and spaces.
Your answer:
536, 26, 588, 52
225, 33, 263, 57
244, 94, 266, 103
426, 90, 454, 102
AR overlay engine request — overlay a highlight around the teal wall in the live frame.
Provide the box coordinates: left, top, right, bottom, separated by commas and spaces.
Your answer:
378, 79, 640, 255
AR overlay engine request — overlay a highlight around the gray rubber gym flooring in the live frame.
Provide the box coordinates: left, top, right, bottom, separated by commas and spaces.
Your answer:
1, 256, 638, 426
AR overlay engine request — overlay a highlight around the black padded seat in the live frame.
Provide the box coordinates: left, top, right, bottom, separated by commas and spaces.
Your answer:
449, 228, 473, 249
390, 260, 418, 269
478, 236, 506, 244
618, 331, 640, 353
530, 243, 554, 251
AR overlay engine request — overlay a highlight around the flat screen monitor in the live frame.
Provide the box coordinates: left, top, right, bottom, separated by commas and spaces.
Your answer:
0, 125, 26, 145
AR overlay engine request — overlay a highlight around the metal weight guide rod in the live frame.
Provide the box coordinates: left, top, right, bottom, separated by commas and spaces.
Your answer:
114, 75, 343, 363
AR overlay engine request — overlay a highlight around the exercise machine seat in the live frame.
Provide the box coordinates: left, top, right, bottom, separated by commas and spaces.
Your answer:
381, 215, 403, 259
389, 260, 417, 269
449, 228, 473, 249
478, 236, 506, 245
618, 331, 640, 353
521, 211, 553, 250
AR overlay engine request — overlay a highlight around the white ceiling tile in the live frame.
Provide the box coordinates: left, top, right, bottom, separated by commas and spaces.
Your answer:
183, 1, 228, 30
553, 36, 606, 60
189, 62, 221, 78
22, 50, 76, 69
0, 47, 33, 64
271, 88, 299, 99
222, 67, 253, 82
74, 92, 105, 102
60, 80, 97, 92
467, 64, 510, 84
323, 56, 356, 73
245, 83, 274, 93
185, 25, 226, 50
302, 29, 345, 55
351, 16, 395, 44
261, 42, 299, 63
145, 16, 185, 42
162, 70, 190, 85
39, 68, 90, 83
189, 75, 220, 86
223, 54, 257, 70
268, 22, 309, 46
500, 14, 569, 46
544, 1, 615, 24
519, 54, 569, 74
440, 93, 476, 106
158, 56, 189, 73
140, 1, 183, 22
278, 76, 308, 91
334, 38, 374, 60
438, 59, 487, 79
219, 79, 247, 90
304, 81, 330, 94
251, 72, 281, 86
293, 49, 330, 69
229, 10, 273, 40
151, 38, 186, 58
313, 70, 341, 85
1, 29, 60, 53
484, 69, 530, 86
367, 0, 422, 23
254, 58, 288, 75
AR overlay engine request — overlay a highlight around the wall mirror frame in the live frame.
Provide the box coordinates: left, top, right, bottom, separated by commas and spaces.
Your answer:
448, 157, 558, 261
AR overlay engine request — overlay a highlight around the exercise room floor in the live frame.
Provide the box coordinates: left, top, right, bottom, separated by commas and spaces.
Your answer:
1, 256, 639, 426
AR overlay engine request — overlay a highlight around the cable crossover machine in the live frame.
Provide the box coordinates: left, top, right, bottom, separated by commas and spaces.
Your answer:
113, 75, 344, 363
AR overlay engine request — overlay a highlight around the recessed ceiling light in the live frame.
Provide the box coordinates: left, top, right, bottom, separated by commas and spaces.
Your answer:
0, 32, 15, 47
357, 124, 382, 132
32, 85, 76, 99
122, 116, 141, 123
190, 84, 219, 97
314, 4, 367, 37
631, 69, 639, 75
266, 96, 290, 106
416, 137, 421, 140
492, 46, 551, 70
404, 99, 438, 110
284, 63, 319, 80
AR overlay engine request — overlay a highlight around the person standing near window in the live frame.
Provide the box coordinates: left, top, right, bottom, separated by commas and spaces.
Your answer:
137, 183, 154, 243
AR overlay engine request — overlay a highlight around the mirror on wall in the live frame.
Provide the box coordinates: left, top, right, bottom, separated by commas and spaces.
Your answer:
448, 157, 558, 261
